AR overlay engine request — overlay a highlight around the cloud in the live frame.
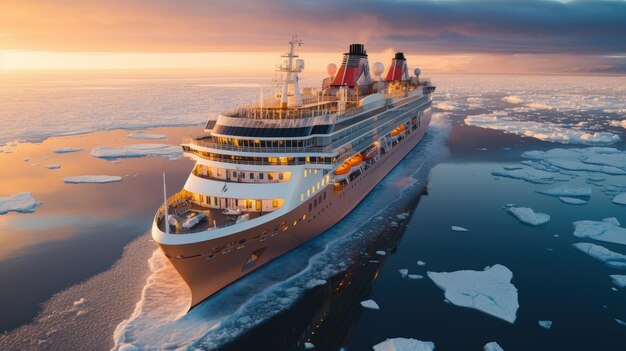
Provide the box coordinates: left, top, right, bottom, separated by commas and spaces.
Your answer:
0, 0, 624, 56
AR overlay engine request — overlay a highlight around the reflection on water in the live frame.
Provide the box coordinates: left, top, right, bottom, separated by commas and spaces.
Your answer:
0, 126, 197, 332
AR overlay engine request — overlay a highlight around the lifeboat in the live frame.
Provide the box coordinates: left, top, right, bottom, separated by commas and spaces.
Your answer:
361, 146, 378, 160
334, 162, 351, 181
348, 155, 363, 167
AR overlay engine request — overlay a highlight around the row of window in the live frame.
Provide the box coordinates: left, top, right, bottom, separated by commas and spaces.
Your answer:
212, 124, 333, 138
300, 174, 332, 202
194, 165, 290, 183
183, 146, 337, 165
208, 136, 315, 148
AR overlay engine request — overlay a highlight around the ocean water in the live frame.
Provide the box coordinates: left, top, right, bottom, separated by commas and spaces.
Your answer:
0, 73, 625, 350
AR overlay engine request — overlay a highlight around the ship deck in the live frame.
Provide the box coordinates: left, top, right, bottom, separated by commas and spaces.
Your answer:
156, 203, 264, 234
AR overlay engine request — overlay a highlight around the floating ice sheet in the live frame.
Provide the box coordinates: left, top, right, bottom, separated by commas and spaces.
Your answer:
613, 193, 626, 205
522, 148, 626, 176
484, 341, 504, 351
559, 197, 587, 205
91, 144, 182, 160
572, 243, 626, 269
451, 226, 469, 232
373, 338, 435, 351
428, 264, 519, 323
0, 192, 42, 214
53, 147, 83, 153
573, 218, 626, 245
492, 167, 569, 184
63, 175, 122, 184
537, 186, 591, 197
46, 164, 62, 170
610, 275, 626, 288
360, 300, 380, 310
507, 206, 550, 226
127, 133, 167, 139
538, 320, 553, 329
464, 113, 620, 146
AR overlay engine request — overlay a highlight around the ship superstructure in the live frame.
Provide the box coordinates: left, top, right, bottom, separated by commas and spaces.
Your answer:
152, 37, 436, 308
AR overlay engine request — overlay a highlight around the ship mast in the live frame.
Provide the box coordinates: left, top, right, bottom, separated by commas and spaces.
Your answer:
278, 35, 303, 109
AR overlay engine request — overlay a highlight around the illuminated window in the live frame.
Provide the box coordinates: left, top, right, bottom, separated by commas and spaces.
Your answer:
317, 182, 320, 190
272, 199, 279, 208
311, 186, 315, 193
304, 169, 307, 177
293, 220, 297, 226
314, 169, 318, 174
300, 194, 304, 201
307, 189, 310, 197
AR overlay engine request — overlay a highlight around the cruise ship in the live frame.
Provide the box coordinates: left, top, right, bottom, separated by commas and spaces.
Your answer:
152, 37, 436, 309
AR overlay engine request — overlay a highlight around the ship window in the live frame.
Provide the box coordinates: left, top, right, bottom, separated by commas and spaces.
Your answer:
300, 194, 304, 201
250, 172, 254, 179
324, 192, 327, 200
272, 199, 279, 208
246, 200, 253, 208
259, 173, 264, 180
308, 203, 312, 212
293, 220, 297, 226
268, 173, 274, 180
241, 172, 245, 179
307, 189, 310, 197
304, 169, 307, 177
314, 199, 317, 207
311, 186, 315, 193
279, 173, 284, 180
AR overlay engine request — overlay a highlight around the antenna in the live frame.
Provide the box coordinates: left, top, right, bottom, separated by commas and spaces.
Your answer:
163, 171, 170, 235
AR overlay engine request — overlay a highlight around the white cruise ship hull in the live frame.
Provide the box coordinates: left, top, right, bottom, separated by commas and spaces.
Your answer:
155, 109, 432, 309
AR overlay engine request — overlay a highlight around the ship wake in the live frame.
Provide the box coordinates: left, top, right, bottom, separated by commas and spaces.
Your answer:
112, 113, 451, 350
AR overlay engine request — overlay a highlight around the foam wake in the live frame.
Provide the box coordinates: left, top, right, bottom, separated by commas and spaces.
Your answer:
112, 113, 451, 350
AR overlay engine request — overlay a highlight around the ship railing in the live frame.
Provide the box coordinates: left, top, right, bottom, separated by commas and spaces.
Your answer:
183, 137, 334, 154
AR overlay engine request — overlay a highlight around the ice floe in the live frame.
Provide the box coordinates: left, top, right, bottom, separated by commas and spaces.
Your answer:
63, 175, 122, 184
573, 218, 626, 245
360, 299, 380, 310
417, 260, 426, 266
304, 342, 315, 349
572, 243, 626, 269
610, 275, 626, 288
0, 192, 43, 214
91, 144, 182, 160
398, 269, 409, 278
522, 147, 626, 175
507, 206, 550, 226
464, 113, 620, 146
46, 164, 62, 170
484, 341, 504, 351
376, 251, 386, 256
373, 338, 435, 351
537, 186, 591, 197
53, 147, 83, 153
492, 166, 570, 184
435, 101, 458, 111
451, 226, 469, 232
127, 133, 167, 139
538, 320, 552, 329
616, 319, 626, 326
613, 193, 626, 206
407, 274, 423, 280
428, 264, 519, 323
73, 298, 86, 306
502, 95, 523, 104
559, 197, 587, 205
609, 120, 626, 129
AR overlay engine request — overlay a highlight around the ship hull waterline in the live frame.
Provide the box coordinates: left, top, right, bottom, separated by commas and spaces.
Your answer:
156, 109, 432, 310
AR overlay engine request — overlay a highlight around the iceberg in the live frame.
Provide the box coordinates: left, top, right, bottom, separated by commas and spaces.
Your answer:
507, 206, 550, 226
537, 186, 591, 197
610, 275, 626, 288
63, 175, 123, 184
373, 338, 435, 351
428, 264, 519, 323
451, 226, 469, 232
464, 113, 620, 146
484, 341, 504, 351
572, 243, 626, 269
91, 144, 182, 160
127, 133, 167, 139
573, 218, 626, 245
0, 192, 43, 215
46, 164, 62, 170
538, 320, 552, 329
613, 193, 626, 205
360, 299, 380, 310
53, 147, 83, 153
559, 197, 587, 205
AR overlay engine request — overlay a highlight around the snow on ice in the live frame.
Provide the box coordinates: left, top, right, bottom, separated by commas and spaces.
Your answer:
63, 175, 122, 184
507, 206, 550, 226
91, 144, 182, 160
360, 300, 380, 310
572, 243, 626, 269
573, 218, 626, 245
373, 338, 435, 351
0, 192, 42, 214
428, 264, 519, 323
613, 193, 626, 205
536, 186, 591, 197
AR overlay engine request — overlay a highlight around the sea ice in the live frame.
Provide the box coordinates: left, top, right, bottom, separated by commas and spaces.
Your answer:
451, 226, 469, 232
507, 206, 550, 226
559, 197, 587, 205
522, 147, 626, 175
398, 269, 409, 278
484, 341, 504, 351
417, 260, 426, 266
0, 192, 42, 214
537, 186, 591, 197
610, 275, 626, 288
572, 243, 626, 269
407, 274, 424, 280
360, 299, 380, 310
502, 95, 523, 104
46, 164, 62, 170
91, 144, 182, 160
127, 133, 167, 139
573, 218, 626, 245
464, 114, 620, 146
538, 320, 552, 329
616, 319, 626, 326
428, 264, 519, 323
376, 251, 386, 256
53, 147, 83, 153
73, 298, 86, 306
304, 342, 315, 349
373, 338, 435, 351
63, 175, 123, 184
609, 120, 626, 129
492, 167, 567, 184
613, 193, 626, 205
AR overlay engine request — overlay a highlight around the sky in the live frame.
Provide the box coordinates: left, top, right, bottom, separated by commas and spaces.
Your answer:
0, 0, 625, 74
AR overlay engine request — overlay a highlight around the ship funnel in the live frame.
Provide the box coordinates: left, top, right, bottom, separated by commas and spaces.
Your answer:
385, 52, 410, 81
330, 43, 372, 88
